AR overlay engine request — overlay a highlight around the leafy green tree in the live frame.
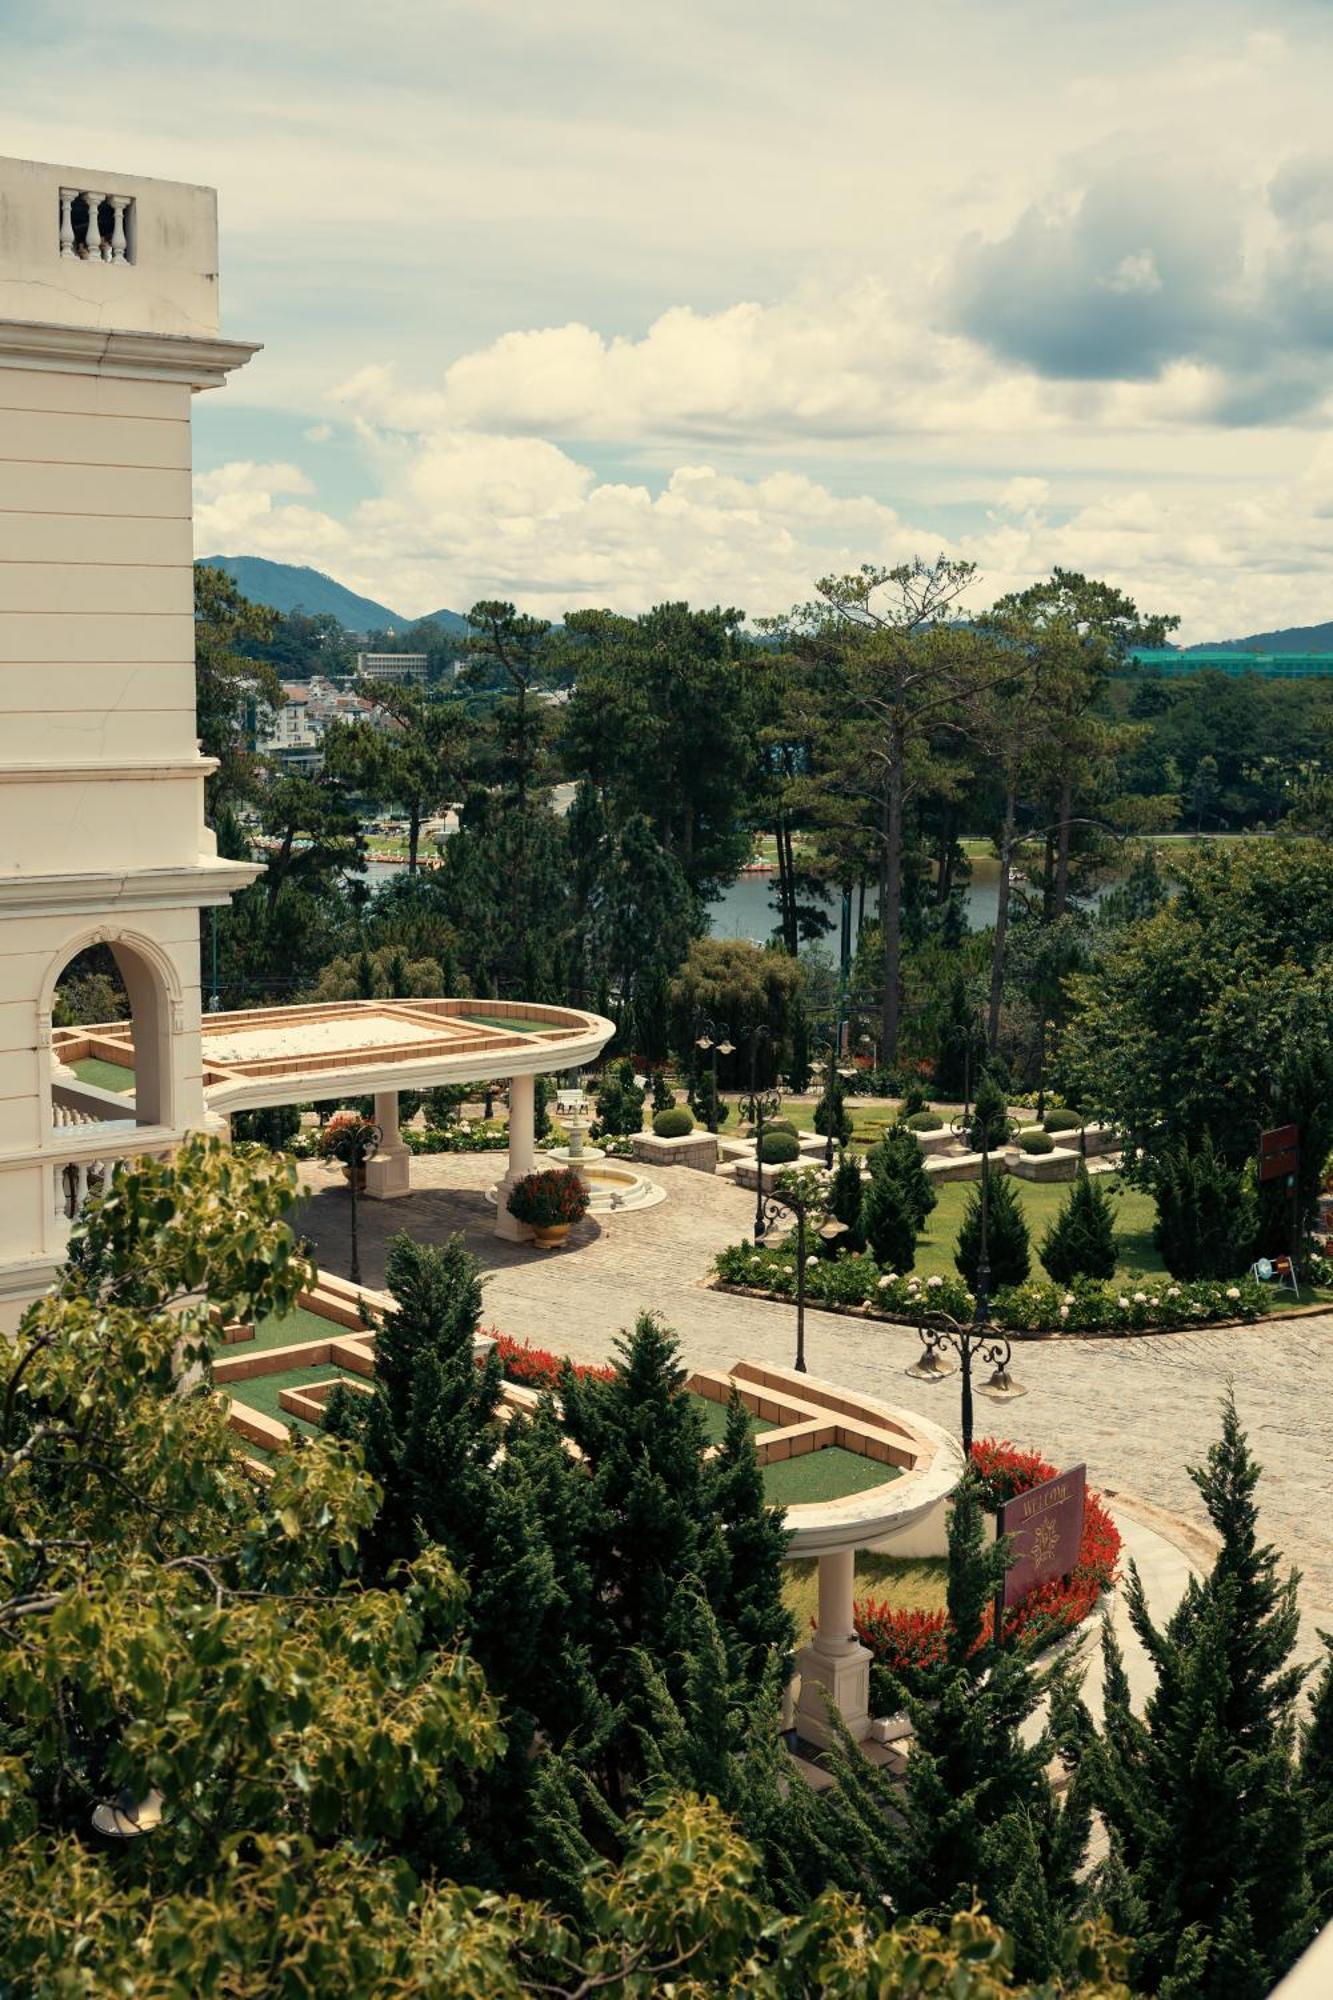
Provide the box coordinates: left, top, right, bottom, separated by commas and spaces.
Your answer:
1083, 1396, 1316, 1999
669, 937, 803, 1083
829, 1148, 867, 1247
1152, 1132, 1258, 1280
955, 1167, 1030, 1289
194, 562, 279, 819
463, 600, 560, 809
311, 942, 443, 1000
1040, 1166, 1119, 1283
594, 1058, 647, 1137
650, 1070, 675, 1114
935, 971, 987, 1098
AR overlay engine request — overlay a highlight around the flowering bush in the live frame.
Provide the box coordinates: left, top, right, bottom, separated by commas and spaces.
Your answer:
491, 1331, 613, 1390
506, 1165, 590, 1229
854, 1439, 1122, 1679
714, 1241, 1268, 1333
404, 1123, 510, 1154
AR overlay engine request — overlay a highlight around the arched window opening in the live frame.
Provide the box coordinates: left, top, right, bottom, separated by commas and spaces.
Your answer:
48, 935, 175, 1133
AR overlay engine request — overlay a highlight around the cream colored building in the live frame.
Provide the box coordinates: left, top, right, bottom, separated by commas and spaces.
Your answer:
0, 156, 262, 1325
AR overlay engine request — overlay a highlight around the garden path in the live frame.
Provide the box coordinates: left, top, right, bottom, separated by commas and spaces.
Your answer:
293, 1154, 1333, 1663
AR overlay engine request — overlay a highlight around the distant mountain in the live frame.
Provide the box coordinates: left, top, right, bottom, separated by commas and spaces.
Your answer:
197, 556, 467, 637
1188, 620, 1333, 654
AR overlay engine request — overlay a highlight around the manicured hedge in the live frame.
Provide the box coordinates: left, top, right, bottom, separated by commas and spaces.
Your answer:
759, 1128, 801, 1164
1018, 1131, 1055, 1155
1043, 1109, 1082, 1134
905, 1111, 944, 1132
653, 1106, 695, 1137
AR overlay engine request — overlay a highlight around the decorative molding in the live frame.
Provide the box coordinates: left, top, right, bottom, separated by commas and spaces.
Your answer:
0, 859, 263, 917
0, 758, 220, 785
0, 320, 261, 390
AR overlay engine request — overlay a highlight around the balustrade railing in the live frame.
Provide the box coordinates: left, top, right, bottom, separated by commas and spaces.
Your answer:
58, 188, 133, 264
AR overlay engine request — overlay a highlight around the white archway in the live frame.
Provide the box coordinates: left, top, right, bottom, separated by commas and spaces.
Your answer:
41, 926, 183, 1131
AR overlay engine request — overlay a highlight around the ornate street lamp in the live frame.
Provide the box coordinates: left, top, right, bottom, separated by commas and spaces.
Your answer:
812, 1036, 857, 1171
694, 1018, 735, 1134
905, 1111, 1026, 1454
321, 1114, 382, 1287
739, 1024, 781, 1241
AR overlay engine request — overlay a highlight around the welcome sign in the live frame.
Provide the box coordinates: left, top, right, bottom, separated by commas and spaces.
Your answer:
998, 1464, 1086, 1610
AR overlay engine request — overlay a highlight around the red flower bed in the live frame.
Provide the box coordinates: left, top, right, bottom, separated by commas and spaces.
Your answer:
490, 1331, 614, 1392
854, 1438, 1121, 1674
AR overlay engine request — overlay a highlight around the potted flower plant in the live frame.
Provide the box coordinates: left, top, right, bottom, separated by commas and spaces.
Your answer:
506, 1165, 590, 1247
318, 1108, 379, 1189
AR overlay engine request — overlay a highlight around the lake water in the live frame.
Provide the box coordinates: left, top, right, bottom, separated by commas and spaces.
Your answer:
706, 871, 1002, 946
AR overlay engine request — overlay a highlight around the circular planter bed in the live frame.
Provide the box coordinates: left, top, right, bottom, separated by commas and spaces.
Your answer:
854, 1438, 1122, 1680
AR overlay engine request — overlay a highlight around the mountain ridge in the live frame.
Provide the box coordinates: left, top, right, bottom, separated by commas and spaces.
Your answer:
198, 556, 467, 637
1186, 619, 1333, 654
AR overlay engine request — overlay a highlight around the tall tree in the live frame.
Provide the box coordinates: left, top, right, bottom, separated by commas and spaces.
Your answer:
463, 600, 559, 809
325, 680, 472, 873
193, 563, 279, 821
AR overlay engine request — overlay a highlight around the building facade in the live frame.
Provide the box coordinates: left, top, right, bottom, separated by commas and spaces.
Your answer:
0, 155, 260, 1325
355, 650, 429, 683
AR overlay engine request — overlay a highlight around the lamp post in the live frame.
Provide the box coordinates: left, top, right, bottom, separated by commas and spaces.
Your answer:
740, 1025, 781, 1241
812, 1034, 857, 1171
323, 1115, 381, 1287
756, 1179, 811, 1373
694, 1018, 735, 1134
905, 1114, 1026, 1454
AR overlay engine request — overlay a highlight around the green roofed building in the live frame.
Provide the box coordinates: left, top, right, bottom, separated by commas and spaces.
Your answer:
1131, 648, 1333, 679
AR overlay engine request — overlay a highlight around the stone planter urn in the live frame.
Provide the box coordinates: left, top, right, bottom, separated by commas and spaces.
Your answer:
531, 1223, 571, 1249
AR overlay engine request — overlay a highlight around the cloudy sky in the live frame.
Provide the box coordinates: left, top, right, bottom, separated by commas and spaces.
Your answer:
7, 0, 1333, 636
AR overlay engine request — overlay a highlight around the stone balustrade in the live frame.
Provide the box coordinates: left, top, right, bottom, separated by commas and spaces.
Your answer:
58, 187, 133, 264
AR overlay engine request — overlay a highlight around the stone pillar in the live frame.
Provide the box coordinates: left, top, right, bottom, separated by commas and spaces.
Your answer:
494, 1073, 536, 1239
794, 1546, 873, 1748
364, 1088, 411, 1199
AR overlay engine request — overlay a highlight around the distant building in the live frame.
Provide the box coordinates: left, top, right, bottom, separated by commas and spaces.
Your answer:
356, 651, 429, 684
1132, 648, 1333, 680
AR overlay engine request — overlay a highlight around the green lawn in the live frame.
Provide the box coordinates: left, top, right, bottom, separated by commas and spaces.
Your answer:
914, 1175, 1161, 1279
689, 1392, 774, 1445
783, 1551, 947, 1630
459, 1014, 561, 1036
70, 1056, 135, 1094
218, 1304, 356, 1353
226, 1362, 364, 1437
762, 1448, 901, 1508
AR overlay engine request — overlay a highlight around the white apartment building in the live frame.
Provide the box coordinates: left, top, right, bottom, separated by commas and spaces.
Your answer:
356, 650, 428, 684
0, 155, 261, 1325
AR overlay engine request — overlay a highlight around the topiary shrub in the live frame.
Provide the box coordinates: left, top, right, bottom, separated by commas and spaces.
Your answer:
652, 1106, 695, 1138
828, 1150, 866, 1249
955, 1166, 1030, 1288
594, 1059, 647, 1138
765, 1118, 798, 1137
1040, 1164, 1119, 1283
968, 1072, 1011, 1151
813, 1075, 853, 1146
758, 1128, 800, 1165
1043, 1109, 1082, 1135
651, 1071, 675, 1114
905, 1111, 943, 1132
1018, 1131, 1055, 1155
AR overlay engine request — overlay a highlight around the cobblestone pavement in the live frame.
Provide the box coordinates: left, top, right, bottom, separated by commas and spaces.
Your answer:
294, 1154, 1333, 1661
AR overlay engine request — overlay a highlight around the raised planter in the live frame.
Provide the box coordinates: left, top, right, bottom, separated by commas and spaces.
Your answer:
630, 1130, 719, 1174
1009, 1145, 1080, 1183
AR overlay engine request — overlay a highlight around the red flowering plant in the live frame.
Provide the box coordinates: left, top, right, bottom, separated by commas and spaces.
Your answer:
489, 1331, 614, 1391
316, 1108, 379, 1164
853, 1437, 1121, 1679
505, 1166, 590, 1229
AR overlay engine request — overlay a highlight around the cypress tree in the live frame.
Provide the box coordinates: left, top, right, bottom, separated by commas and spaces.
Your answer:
934, 971, 985, 1100
969, 1070, 1011, 1152
1084, 1394, 1315, 1999
1152, 1131, 1258, 1279
1039, 1164, 1119, 1283
860, 1157, 919, 1271
820, 1474, 1089, 1981
1301, 1640, 1333, 1923
869, 1121, 937, 1231
707, 1389, 794, 1681
955, 1165, 1030, 1289
828, 1148, 866, 1247
813, 1070, 853, 1145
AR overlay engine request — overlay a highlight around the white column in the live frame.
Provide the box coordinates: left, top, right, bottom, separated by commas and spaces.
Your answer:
794, 1546, 874, 1748
58, 189, 76, 258
494, 1072, 536, 1239
108, 196, 129, 263
81, 192, 105, 260
364, 1088, 411, 1200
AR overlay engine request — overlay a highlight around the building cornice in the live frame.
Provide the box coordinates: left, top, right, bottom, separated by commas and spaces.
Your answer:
0, 320, 261, 389
0, 858, 263, 915
0, 758, 221, 785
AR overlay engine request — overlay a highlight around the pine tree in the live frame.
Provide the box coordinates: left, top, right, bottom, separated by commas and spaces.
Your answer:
1083, 1394, 1315, 1999
1152, 1131, 1258, 1279
860, 1157, 919, 1271
1039, 1164, 1119, 1283
820, 1474, 1089, 1981
651, 1069, 675, 1114
955, 1164, 1030, 1289
814, 1070, 853, 1146
1301, 1639, 1333, 1922
868, 1122, 937, 1231
935, 971, 985, 1100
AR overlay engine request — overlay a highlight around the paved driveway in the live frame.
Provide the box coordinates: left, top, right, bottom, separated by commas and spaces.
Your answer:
294, 1154, 1333, 1661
